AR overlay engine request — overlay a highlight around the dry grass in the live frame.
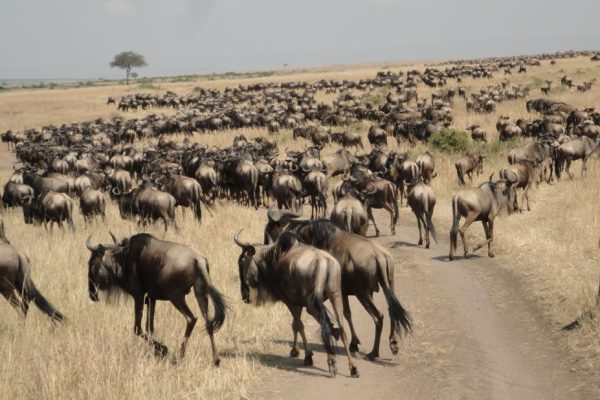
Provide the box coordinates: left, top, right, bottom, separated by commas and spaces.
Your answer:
1, 55, 600, 398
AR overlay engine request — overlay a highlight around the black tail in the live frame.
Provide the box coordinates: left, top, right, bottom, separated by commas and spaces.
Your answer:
423, 194, 438, 244
456, 165, 465, 185
450, 196, 460, 254
313, 293, 335, 354
207, 285, 227, 333
425, 211, 439, 244
554, 151, 564, 179
378, 254, 412, 335
23, 278, 65, 323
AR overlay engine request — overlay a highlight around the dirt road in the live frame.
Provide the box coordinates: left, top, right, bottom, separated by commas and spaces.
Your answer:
254, 210, 594, 400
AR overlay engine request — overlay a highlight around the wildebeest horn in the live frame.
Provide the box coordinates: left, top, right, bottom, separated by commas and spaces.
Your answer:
234, 229, 255, 255
109, 232, 118, 245
489, 172, 495, 181
86, 235, 98, 252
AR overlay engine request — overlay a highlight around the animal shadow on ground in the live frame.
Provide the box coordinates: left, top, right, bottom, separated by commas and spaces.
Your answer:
390, 240, 420, 249
431, 253, 483, 262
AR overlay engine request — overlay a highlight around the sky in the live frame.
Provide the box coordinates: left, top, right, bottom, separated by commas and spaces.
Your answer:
1, 0, 599, 80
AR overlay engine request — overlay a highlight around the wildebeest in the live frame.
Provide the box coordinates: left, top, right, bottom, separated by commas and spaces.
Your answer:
330, 189, 368, 236
499, 161, 538, 211
234, 230, 359, 377
261, 213, 412, 360
330, 131, 364, 150
2, 181, 34, 207
23, 171, 73, 195
0, 221, 65, 322
467, 125, 488, 143
303, 170, 328, 219
555, 136, 600, 179
455, 153, 485, 185
114, 183, 178, 232
156, 172, 208, 222
415, 151, 436, 183
86, 233, 226, 364
449, 176, 517, 260
23, 189, 75, 231
79, 188, 107, 222
407, 182, 438, 248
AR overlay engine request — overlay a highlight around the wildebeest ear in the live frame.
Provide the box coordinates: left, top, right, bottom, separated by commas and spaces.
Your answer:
109, 231, 118, 245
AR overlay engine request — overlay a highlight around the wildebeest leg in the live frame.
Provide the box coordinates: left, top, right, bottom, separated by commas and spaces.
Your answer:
194, 287, 220, 366
582, 157, 588, 178
423, 215, 431, 249
288, 304, 313, 365
134, 296, 167, 357
357, 293, 383, 361
146, 297, 156, 337
524, 185, 531, 211
415, 213, 423, 246
458, 213, 477, 257
382, 203, 396, 235
367, 207, 380, 237
565, 159, 573, 179
473, 220, 495, 258
329, 294, 359, 377
342, 295, 361, 353
170, 295, 197, 360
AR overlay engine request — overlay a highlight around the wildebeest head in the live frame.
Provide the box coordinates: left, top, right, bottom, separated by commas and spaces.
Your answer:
234, 230, 258, 304
22, 195, 36, 224
489, 175, 517, 215
85, 233, 123, 302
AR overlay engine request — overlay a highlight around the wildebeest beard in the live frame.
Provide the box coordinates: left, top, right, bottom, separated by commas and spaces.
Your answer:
97, 245, 128, 304
250, 246, 280, 306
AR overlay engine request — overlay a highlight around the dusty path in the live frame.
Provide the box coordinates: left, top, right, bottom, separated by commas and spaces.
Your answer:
253, 209, 594, 400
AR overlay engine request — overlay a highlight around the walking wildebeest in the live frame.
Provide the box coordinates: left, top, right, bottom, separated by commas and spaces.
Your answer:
455, 153, 485, 185
554, 136, 600, 179
407, 182, 438, 248
499, 161, 538, 212
416, 151, 436, 184
0, 221, 65, 322
79, 188, 107, 223
234, 230, 359, 377
449, 176, 517, 260
22, 189, 75, 231
262, 210, 412, 360
86, 233, 226, 364
330, 189, 368, 236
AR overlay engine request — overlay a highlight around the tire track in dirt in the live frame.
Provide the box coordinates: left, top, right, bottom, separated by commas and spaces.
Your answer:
254, 209, 593, 400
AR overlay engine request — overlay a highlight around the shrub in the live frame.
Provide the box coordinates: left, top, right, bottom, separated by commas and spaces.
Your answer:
428, 129, 470, 153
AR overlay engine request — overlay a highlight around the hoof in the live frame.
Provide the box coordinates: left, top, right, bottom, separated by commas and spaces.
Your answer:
304, 353, 314, 366
489, 253, 495, 258
290, 348, 300, 358
331, 327, 340, 341
364, 352, 379, 361
425, 243, 430, 249
390, 340, 399, 355
328, 360, 337, 378
213, 357, 221, 367
418, 240, 423, 245
349, 342, 360, 353
449, 255, 454, 261
153, 343, 169, 359
350, 366, 359, 378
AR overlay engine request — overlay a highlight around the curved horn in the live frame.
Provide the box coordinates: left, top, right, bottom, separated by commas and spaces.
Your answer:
86, 235, 98, 252
489, 172, 495, 181
109, 232, 118, 245
233, 229, 255, 255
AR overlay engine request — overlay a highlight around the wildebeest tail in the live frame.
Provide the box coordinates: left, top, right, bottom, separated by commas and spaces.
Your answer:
423, 195, 438, 244
22, 274, 65, 323
312, 292, 335, 354
450, 196, 460, 252
455, 164, 465, 185
207, 285, 227, 333
344, 209, 353, 233
198, 259, 227, 333
376, 252, 411, 335
554, 150, 564, 179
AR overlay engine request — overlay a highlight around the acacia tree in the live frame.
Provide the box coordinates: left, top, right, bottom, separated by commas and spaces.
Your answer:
110, 51, 147, 85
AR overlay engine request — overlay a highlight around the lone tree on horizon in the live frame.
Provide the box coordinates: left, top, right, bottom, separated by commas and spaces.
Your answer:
110, 51, 147, 85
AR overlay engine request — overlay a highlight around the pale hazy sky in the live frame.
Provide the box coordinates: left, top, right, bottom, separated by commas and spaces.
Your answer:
1, 0, 599, 79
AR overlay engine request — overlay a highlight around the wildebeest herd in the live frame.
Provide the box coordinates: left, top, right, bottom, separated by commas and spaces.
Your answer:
1, 49, 599, 378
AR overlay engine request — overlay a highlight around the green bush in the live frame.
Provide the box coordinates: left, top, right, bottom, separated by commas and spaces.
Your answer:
428, 129, 470, 153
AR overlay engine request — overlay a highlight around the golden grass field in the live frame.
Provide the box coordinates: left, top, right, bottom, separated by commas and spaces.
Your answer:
0, 55, 599, 398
